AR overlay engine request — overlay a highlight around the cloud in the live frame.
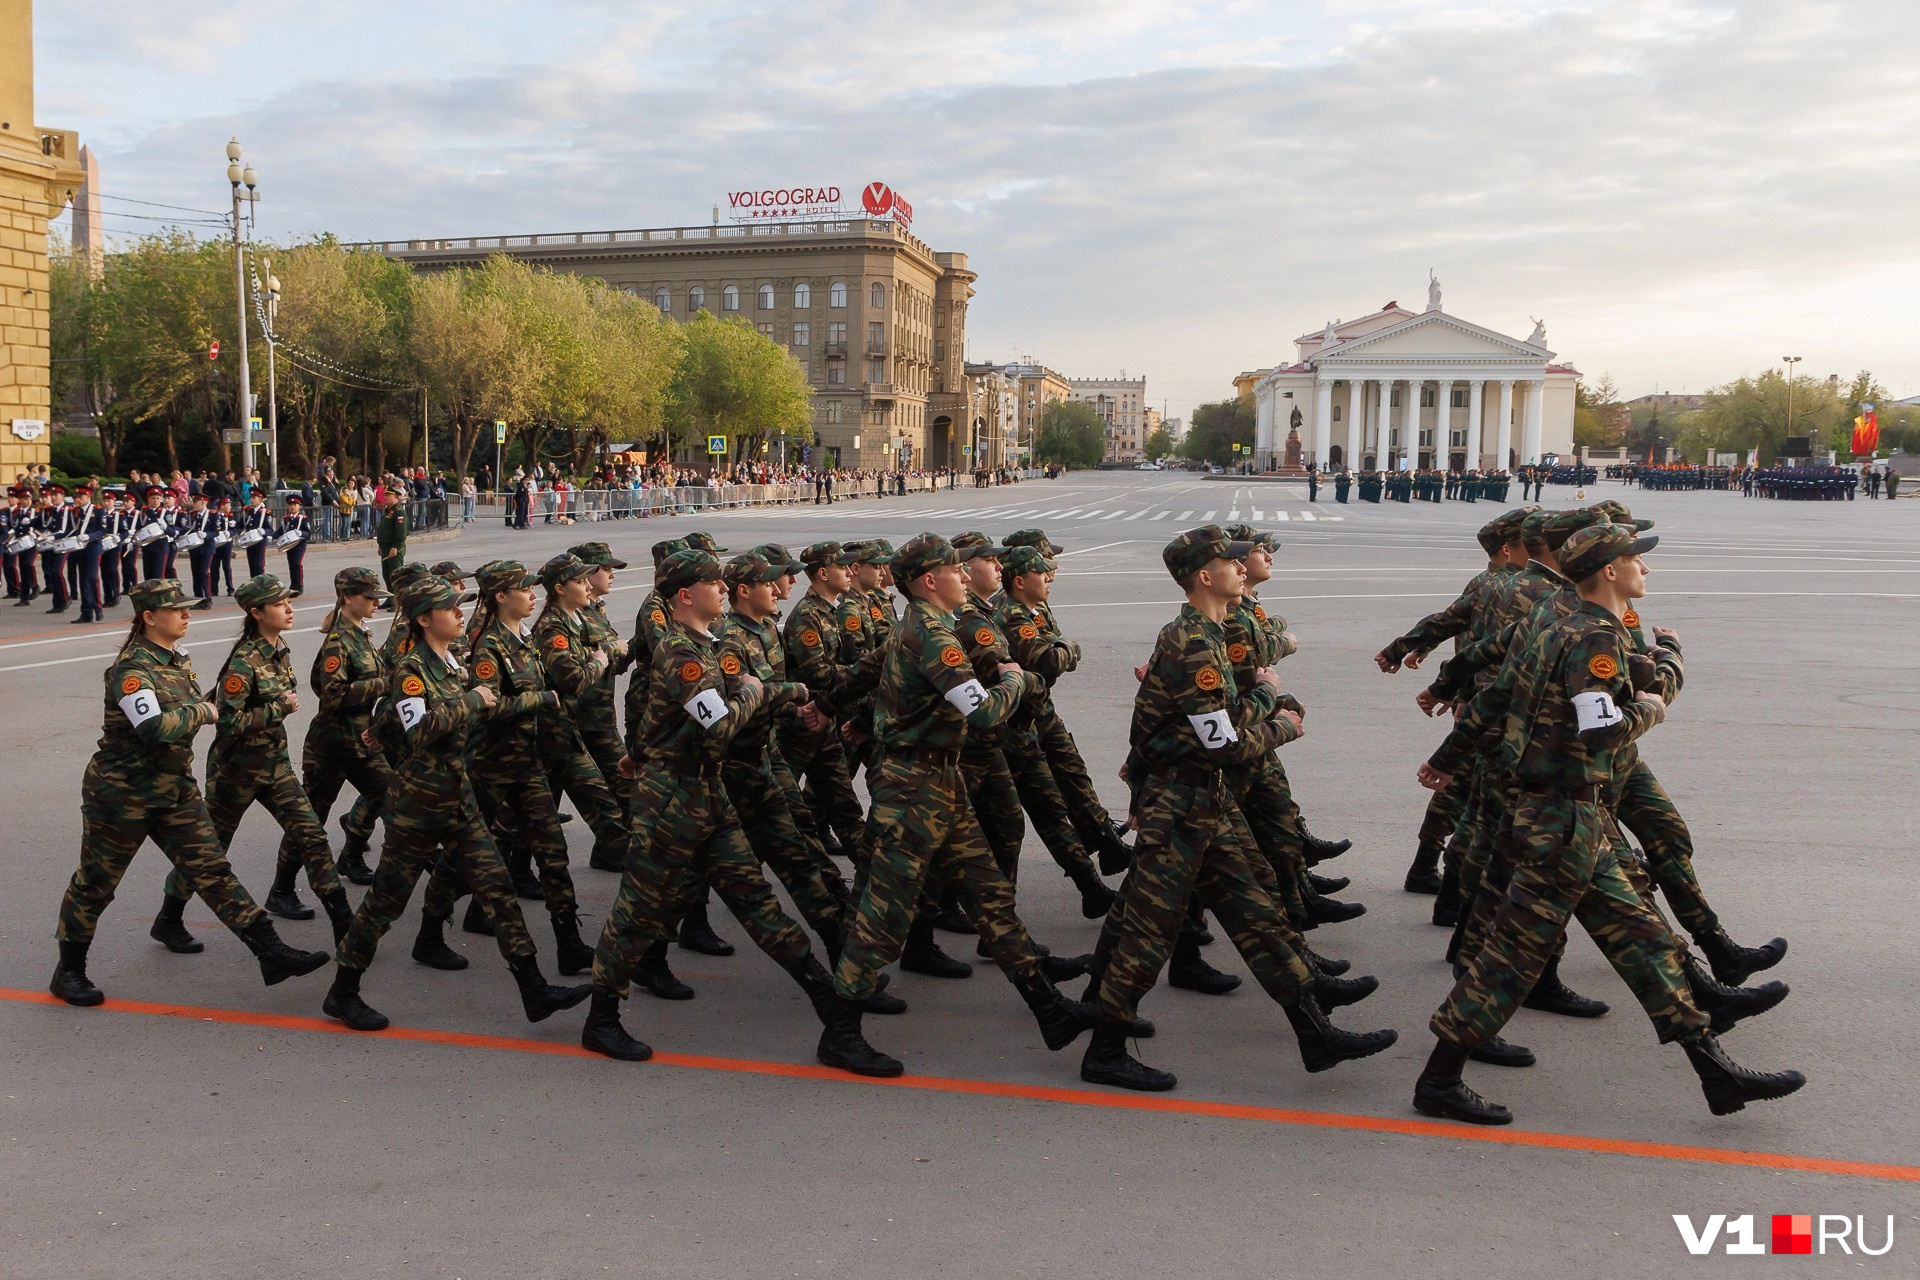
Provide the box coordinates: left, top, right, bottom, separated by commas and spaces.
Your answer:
38, 0, 1920, 410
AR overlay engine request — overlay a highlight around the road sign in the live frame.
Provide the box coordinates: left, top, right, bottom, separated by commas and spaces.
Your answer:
249, 416, 262, 433
208, 340, 220, 361
961, 444, 972, 456
495, 420, 508, 444
707, 435, 727, 455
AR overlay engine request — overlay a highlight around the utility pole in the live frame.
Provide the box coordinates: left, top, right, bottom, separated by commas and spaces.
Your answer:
225, 139, 258, 475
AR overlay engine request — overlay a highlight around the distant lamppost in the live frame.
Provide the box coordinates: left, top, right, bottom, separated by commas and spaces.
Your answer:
225, 139, 259, 475
261, 260, 281, 486
1782, 355, 1803, 457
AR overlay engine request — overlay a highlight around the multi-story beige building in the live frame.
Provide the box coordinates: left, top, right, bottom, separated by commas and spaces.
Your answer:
987, 362, 1071, 459
961, 362, 1022, 469
1070, 374, 1148, 462
355, 216, 977, 471
0, 0, 82, 477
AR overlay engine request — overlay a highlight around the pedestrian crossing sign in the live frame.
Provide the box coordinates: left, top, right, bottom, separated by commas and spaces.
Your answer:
495, 421, 507, 444
707, 435, 727, 455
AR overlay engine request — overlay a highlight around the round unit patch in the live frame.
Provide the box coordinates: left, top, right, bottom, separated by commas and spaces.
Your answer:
223, 674, 246, 695
974, 628, 995, 646
1588, 654, 1619, 680
400, 675, 426, 697
1226, 642, 1249, 663
1018, 624, 1038, 639
719, 655, 742, 676
940, 646, 967, 668
549, 635, 569, 651
650, 609, 666, 626
844, 614, 862, 632
1195, 666, 1222, 691
1253, 605, 1267, 621
679, 660, 705, 682
474, 660, 497, 680
323, 655, 342, 674
1622, 609, 1641, 628
120, 675, 143, 695
800, 628, 821, 647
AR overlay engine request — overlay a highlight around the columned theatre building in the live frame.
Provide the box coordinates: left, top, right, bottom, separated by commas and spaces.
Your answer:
353, 187, 978, 471
1248, 284, 1577, 472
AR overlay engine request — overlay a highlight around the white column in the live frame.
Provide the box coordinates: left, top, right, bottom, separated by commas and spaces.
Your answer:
1371, 379, 1389, 466
1495, 379, 1514, 471
1313, 378, 1333, 466
1523, 378, 1545, 464
1432, 379, 1451, 465
1465, 378, 1483, 469
1344, 379, 1361, 467
1403, 378, 1420, 466
1255, 392, 1274, 468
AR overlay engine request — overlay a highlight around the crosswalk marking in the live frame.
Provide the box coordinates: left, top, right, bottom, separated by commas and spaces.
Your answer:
1228, 508, 1241, 521
1153, 511, 1171, 520
1299, 511, 1317, 522
1178, 510, 1193, 520
1103, 510, 1125, 519
1201, 510, 1216, 521
1275, 510, 1290, 521
1252, 509, 1264, 521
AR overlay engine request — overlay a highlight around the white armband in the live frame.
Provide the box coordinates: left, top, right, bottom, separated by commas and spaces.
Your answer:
1188, 708, 1239, 748
943, 678, 989, 714
119, 689, 162, 728
1571, 690, 1622, 732
685, 687, 729, 729
396, 696, 428, 732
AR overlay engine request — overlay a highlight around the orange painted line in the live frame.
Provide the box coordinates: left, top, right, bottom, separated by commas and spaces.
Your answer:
5, 985, 1914, 1183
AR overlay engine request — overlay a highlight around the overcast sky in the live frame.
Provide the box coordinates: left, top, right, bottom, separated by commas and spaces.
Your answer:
36, 0, 1920, 417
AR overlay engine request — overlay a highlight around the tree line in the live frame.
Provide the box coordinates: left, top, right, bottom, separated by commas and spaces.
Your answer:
49, 234, 814, 481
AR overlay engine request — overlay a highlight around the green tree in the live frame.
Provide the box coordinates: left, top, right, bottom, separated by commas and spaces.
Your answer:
1574, 373, 1627, 449
411, 258, 541, 482
1179, 397, 1255, 466
1144, 427, 1174, 461
1033, 399, 1104, 468
1675, 368, 1845, 463
665, 310, 811, 466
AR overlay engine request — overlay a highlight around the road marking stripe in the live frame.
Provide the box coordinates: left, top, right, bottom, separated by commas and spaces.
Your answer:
1153, 511, 1171, 520
1178, 510, 1193, 520
2, 988, 1909, 1183
1201, 510, 1216, 520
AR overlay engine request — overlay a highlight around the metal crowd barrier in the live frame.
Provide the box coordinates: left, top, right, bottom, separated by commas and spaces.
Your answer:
263, 492, 449, 542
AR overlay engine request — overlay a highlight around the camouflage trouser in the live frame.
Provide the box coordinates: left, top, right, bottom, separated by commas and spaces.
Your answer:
592, 767, 812, 998
770, 739, 843, 892
1419, 767, 1469, 853
280, 735, 390, 875
964, 747, 1026, 883
1227, 756, 1311, 928
60, 760, 267, 942
1451, 773, 1518, 961
833, 752, 1044, 1003
781, 727, 868, 857
1001, 729, 1100, 880
1431, 795, 1707, 1049
336, 797, 535, 970
422, 768, 578, 918
1615, 760, 1719, 943
1091, 768, 1314, 1025
723, 754, 849, 946
1032, 701, 1116, 840
541, 734, 628, 864
165, 750, 341, 902
576, 695, 628, 820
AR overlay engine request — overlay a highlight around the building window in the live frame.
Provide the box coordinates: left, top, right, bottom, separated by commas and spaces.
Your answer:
828, 321, 847, 349
829, 281, 847, 308
867, 358, 886, 384
654, 287, 670, 312
824, 400, 841, 424
1419, 429, 1434, 447
1421, 387, 1435, 408
1390, 389, 1401, 407
870, 282, 885, 309
1332, 404, 1342, 422
1452, 387, 1467, 408
757, 323, 773, 337
1450, 429, 1467, 447
688, 286, 704, 311
936, 306, 945, 329
722, 285, 740, 311
792, 322, 810, 347
757, 283, 774, 310
934, 340, 944, 362
794, 282, 811, 309
827, 363, 845, 385
867, 321, 885, 354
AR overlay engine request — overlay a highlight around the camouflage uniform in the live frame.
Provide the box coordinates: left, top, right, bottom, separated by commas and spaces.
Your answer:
781, 544, 882, 856
59, 592, 268, 944
1217, 588, 1312, 929
570, 542, 634, 816
531, 555, 628, 868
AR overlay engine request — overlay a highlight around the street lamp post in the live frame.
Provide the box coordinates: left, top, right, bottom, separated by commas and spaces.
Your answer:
1782, 355, 1803, 459
225, 139, 259, 476
262, 260, 280, 487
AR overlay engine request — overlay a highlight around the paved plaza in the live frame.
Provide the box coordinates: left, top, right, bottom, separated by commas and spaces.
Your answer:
2, 471, 1914, 1276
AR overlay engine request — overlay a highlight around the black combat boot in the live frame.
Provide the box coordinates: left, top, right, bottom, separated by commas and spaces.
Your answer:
1168, 932, 1240, 995
410, 909, 469, 970
1013, 971, 1095, 1050
1080, 1021, 1175, 1091
1067, 865, 1115, 919
264, 866, 314, 921
1079, 969, 1155, 1038
319, 889, 356, 944
322, 966, 389, 1031
1521, 956, 1610, 1018
636, 938, 694, 1000
1302, 879, 1366, 925
335, 836, 376, 887
509, 955, 591, 1023
816, 995, 904, 1077
1306, 870, 1350, 894
50, 939, 105, 1006
1413, 1037, 1512, 1124
1469, 1035, 1536, 1068
901, 917, 972, 979
1040, 951, 1094, 982
461, 897, 494, 936
1404, 841, 1445, 894
1682, 1033, 1806, 1115
1698, 928, 1789, 989
506, 846, 544, 899
1312, 970, 1380, 1009
677, 894, 735, 956
1097, 822, 1135, 876
1284, 996, 1397, 1072
239, 919, 330, 986
928, 888, 972, 935
580, 987, 653, 1061
1682, 953, 1788, 1034
149, 894, 204, 954
551, 909, 596, 977
1303, 945, 1349, 977
1431, 865, 1462, 927
1300, 826, 1352, 865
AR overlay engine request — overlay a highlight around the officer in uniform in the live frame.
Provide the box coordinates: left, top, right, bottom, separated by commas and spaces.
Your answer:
376, 489, 408, 592
69, 483, 107, 623
279, 495, 311, 596
182, 492, 217, 609
238, 488, 274, 579
210, 496, 237, 596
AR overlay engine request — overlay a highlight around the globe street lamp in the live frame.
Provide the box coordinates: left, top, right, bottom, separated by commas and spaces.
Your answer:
1782, 355, 1803, 459
226, 139, 259, 476
262, 260, 281, 487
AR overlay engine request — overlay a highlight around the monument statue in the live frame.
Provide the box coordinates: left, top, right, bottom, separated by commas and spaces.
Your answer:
1528, 317, 1548, 345
1427, 271, 1442, 312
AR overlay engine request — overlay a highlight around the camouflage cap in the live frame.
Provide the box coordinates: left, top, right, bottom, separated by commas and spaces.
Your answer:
843, 538, 897, 566
430, 559, 467, 581
892, 533, 963, 583
1590, 498, 1654, 532
685, 531, 727, 554
233, 573, 293, 610
388, 561, 432, 595
1558, 523, 1659, 582
1520, 509, 1553, 545
569, 541, 628, 569
1542, 507, 1605, 552
1003, 528, 1065, 556
400, 575, 477, 620
1225, 523, 1280, 553
1163, 525, 1253, 582
1001, 545, 1055, 579
1475, 520, 1509, 557
650, 538, 690, 570
950, 531, 1005, 557
747, 543, 804, 575
1489, 506, 1538, 543
723, 552, 786, 589
657, 548, 725, 596
800, 541, 857, 570
128, 578, 190, 611
476, 559, 538, 596
333, 566, 391, 600
537, 552, 593, 589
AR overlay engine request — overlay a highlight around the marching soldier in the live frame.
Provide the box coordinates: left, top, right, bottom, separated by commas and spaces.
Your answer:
279, 495, 311, 596
238, 487, 274, 579
567, 541, 635, 818
35, 484, 72, 615
530, 553, 631, 874
69, 483, 108, 624
181, 492, 217, 610
781, 542, 881, 863
210, 495, 237, 596
376, 489, 408, 592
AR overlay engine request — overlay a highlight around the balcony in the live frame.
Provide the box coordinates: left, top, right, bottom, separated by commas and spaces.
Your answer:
824, 342, 847, 357
866, 342, 888, 357
864, 381, 897, 404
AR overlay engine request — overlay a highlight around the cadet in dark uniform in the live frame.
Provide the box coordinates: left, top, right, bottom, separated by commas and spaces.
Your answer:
210, 496, 236, 595
69, 484, 107, 623
278, 495, 310, 596
237, 490, 274, 579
